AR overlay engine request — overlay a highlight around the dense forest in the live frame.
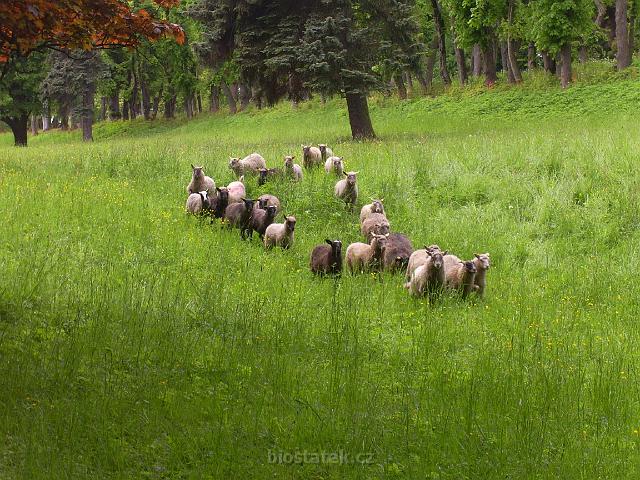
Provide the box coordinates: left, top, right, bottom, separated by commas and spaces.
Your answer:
1, 0, 638, 146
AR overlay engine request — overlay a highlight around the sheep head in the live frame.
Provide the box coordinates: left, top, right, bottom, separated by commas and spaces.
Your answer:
325, 239, 342, 257
265, 205, 277, 218
285, 216, 296, 231
461, 261, 477, 274
474, 253, 491, 270
192, 165, 204, 178
344, 171, 358, 186
428, 250, 445, 270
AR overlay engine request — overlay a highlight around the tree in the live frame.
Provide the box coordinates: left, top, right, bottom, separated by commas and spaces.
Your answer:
189, 0, 421, 140
0, 53, 46, 145
616, 0, 631, 69
0, 0, 184, 145
528, 0, 593, 88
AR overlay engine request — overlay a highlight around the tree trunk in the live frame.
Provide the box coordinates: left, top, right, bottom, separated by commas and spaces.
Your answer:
252, 86, 263, 109
3, 115, 29, 146
579, 45, 588, 63
238, 84, 250, 111
507, 40, 522, 82
542, 51, 556, 74
560, 43, 572, 88
345, 92, 375, 140
210, 84, 220, 112
500, 42, 516, 83
100, 96, 107, 121
528, 43, 536, 70
140, 76, 151, 120
60, 103, 70, 130
109, 93, 121, 120
197, 93, 203, 113
81, 82, 95, 142
42, 104, 50, 131
394, 73, 407, 99
472, 44, 483, 76
616, 0, 631, 69
185, 94, 194, 119
404, 71, 414, 95
430, 0, 451, 85
454, 46, 467, 85
130, 61, 139, 119
122, 100, 130, 121
419, 36, 438, 93
221, 81, 237, 114
30, 115, 38, 136
482, 43, 497, 86
230, 82, 239, 102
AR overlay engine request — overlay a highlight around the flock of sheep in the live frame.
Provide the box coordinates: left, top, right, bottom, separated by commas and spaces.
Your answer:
185, 146, 490, 300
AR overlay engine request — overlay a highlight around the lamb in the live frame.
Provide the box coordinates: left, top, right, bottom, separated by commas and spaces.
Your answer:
360, 212, 390, 242
443, 255, 478, 298
264, 216, 297, 249
229, 153, 267, 176
359, 199, 385, 225
406, 245, 446, 281
345, 233, 388, 273
224, 198, 255, 239
334, 171, 359, 210
405, 249, 446, 298
226, 176, 246, 204
256, 194, 281, 214
283, 155, 303, 181
324, 156, 344, 176
382, 233, 413, 273
318, 144, 334, 162
302, 145, 322, 168
258, 168, 282, 186
310, 239, 343, 276
187, 165, 215, 195
185, 191, 211, 215
209, 187, 229, 219
249, 205, 277, 239
472, 253, 491, 297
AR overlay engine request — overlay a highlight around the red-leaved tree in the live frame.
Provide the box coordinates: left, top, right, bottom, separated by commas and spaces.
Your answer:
0, 0, 185, 145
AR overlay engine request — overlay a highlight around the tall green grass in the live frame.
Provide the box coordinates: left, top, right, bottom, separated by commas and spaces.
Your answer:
1, 74, 640, 478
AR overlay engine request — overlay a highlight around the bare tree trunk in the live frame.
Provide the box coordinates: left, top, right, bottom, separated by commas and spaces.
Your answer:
579, 45, 588, 63
140, 75, 151, 120
431, 0, 451, 85
454, 46, 467, 85
3, 114, 29, 146
507, 40, 522, 82
109, 93, 121, 120
60, 103, 70, 130
345, 92, 375, 139
418, 36, 438, 93
472, 44, 483, 77
197, 93, 203, 113
42, 102, 50, 131
500, 42, 516, 83
151, 85, 163, 120
210, 84, 220, 112
616, 0, 631, 69
483, 42, 497, 86
30, 115, 38, 136
404, 71, 414, 95
542, 51, 556, 74
527, 43, 536, 70
238, 84, 250, 111
394, 73, 407, 99
99, 96, 107, 121
185, 94, 194, 119
560, 43, 572, 88
122, 100, 130, 121
221, 81, 237, 114
81, 89, 94, 142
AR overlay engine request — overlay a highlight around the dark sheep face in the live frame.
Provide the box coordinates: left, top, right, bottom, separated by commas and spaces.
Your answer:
302, 146, 311, 156
325, 239, 342, 256
266, 206, 277, 218
429, 251, 444, 270
285, 216, 296, 231
258, 169, 268, 185
333, 158, 343, 170
319, 144, 327, 155
243, 199, 255, 211
372, 200, 384, 213
229, 158, 240, 169
345, 172, 358, 186
284, 156, 295, 167
463, 261, 477, 273
258, 198, 268, 209
217, 188, 229, 202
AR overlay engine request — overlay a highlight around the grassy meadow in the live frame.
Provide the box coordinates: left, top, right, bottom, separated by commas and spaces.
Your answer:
2, 69, 640, 478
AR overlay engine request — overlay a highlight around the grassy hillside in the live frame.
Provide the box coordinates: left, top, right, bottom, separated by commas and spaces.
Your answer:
1, 71, 640, 478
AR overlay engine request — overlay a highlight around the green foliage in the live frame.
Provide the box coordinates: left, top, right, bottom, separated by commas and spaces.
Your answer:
0, 53, 47, 120
527, 0, 594, 52
1, 75, 640, 478
443, 0, 507, 48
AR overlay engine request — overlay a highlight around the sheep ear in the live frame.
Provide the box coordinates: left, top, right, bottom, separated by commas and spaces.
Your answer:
380, 198, 384, 202
442, 251, 448, 256
485, 252, 490, 257
474, 253, 480, 258
325, 239, 333, 245
291, 156, 295, 160
216, 187, 221, 192
343, 171, 348, 176
353, 171, 359, 174
191, 164, 195, 170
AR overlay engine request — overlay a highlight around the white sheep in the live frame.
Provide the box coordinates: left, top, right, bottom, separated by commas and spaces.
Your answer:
187, 165, 215, 195
405, 250, 446, 298
324, 156, 344, 176
226, 176, 246, 204
443, 254, 478, 298
264, 216, 297, 249
406, 245, 445, 281
359, 199, 385, 225
345, 233, 388, 273
284, 155, 303, 181
360, 212, 390, 242
185, 191, 210, 215
472, 253, 491, 297
318, 144, 334, 162
302, 145, 322, 168
334, 171, 358, 209
229, 153, 267, 176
